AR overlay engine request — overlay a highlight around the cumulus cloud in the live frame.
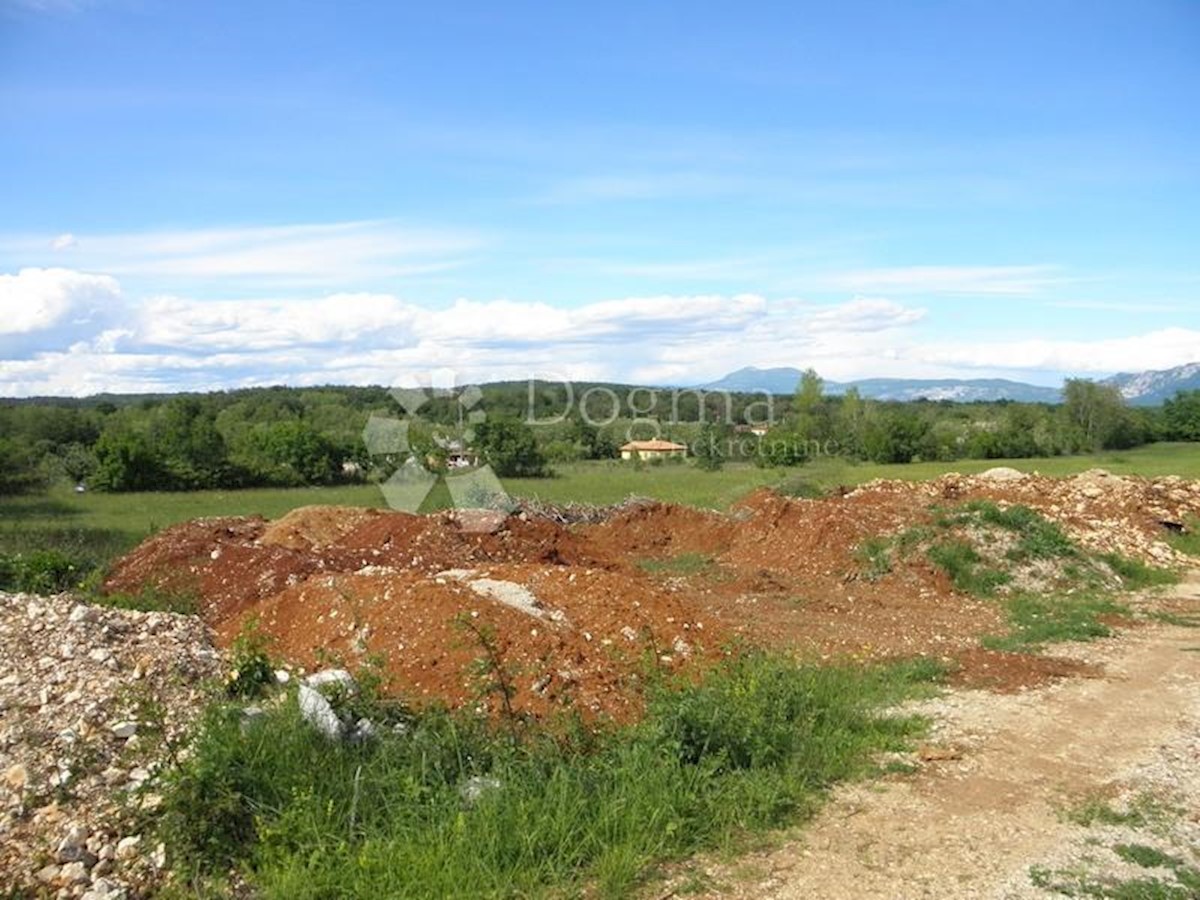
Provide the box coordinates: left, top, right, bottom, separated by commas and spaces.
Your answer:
0, 267, 120, 336
806, 297, 927, 332
131, 293, 423, 353
5, 266, 1194, 397
0, 270, 939, 395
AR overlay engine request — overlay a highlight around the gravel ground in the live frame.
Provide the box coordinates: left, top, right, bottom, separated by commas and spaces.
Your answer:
681, 575, 1200, 899
0, 592, 223, 898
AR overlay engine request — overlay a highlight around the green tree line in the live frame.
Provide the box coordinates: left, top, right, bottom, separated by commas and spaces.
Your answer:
1, 380, 1198, 494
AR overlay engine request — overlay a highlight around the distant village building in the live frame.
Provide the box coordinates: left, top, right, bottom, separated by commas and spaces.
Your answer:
734, 424, 770, 438
620, 439, 688, 461
446, 450, 478, 469
426, 438, 479, 470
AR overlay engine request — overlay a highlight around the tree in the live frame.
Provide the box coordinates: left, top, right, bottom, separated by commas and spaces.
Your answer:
54, 442, 97, 484
1062, 379, 1126, 452
253, 421, 341, 485
473, 418, 548, 478
92, 428, 166, 491
152, 398, 230, 489
754, 425, 808, 467
792, 368, 833, 445
833, 388, 866, 458
693, 422, 730, 471
861, 408, 929, 463
568, 418, 618, 460
0, 437, 46, 495
794, 368, 823, 415
1164, 390, 1200, 442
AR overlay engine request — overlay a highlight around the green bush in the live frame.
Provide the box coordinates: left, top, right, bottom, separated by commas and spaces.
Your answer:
224, 622, 277, 699
0, 549, 84, 593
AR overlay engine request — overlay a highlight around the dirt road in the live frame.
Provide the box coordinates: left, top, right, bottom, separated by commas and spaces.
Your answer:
698, 575, 1200, 899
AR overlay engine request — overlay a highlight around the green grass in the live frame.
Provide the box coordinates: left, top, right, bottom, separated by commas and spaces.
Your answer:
1113, 845, 1188, 871
1031, 867, 1200, 900
637, 552, 717, 577
1039, 793, 1200, 899
159, 653, 943, 899
854, 537, 893, 581
900, 502, 1173, 651
983, 593, 1128, 651
1167, 516, 1200, 558
1063, 791, 1180, 831
804, 442, 1200, 485
504, 460, 787, 509
926, 539, 1012, 596
0, 482, 387, 578
1101, 553, 1181, 590
92, 584, 200, 615
1031, 850, 1200, 899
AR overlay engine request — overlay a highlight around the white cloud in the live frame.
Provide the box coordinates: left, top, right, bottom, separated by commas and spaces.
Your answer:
0, 267, 119, 335
806, 297, 927, 332
4, 266, 1193, 396
917, 327, 1200, 374
825, 265, 1064, 296
132, 293, 422, 353
0, 221, 482, 287
0, 270, 938, 395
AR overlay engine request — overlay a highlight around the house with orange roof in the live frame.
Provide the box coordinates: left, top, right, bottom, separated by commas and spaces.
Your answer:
619, 439, 688, 461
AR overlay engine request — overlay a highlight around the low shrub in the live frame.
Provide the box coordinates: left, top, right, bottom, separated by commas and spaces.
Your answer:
0, 549, 84, 593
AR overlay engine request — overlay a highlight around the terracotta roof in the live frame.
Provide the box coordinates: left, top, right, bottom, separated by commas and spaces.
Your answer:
620, 439, 687, 451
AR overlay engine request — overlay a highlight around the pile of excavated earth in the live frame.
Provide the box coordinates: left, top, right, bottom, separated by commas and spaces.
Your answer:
3, 467, 1199, 897
102, 467, 1200, 719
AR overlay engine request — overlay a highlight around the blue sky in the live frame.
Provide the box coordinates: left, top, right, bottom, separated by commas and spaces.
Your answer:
1, 0, 1198, 395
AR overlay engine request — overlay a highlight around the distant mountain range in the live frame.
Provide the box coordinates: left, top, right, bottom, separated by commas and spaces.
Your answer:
702, 362, 1200, 406
1101, 363, 1200, 405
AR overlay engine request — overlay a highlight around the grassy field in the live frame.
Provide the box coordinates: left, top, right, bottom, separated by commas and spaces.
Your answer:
503, 459, 786, 507
0, 443, 1196, 568
811, 442, 1200, 483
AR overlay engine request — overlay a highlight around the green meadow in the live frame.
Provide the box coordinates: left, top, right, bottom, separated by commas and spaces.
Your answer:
1, 443, 1196, 568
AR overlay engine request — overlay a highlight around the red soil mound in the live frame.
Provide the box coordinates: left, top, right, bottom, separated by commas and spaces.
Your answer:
104, 516, 317, 621
104, 471, 1200, 719
724, 488, 924, 576
260, 505, 386, 551
216, 562, 717, 722
580, 501, 735, 560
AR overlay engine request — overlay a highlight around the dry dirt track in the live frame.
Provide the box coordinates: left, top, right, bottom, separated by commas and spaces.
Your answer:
699, 574, 1200, 900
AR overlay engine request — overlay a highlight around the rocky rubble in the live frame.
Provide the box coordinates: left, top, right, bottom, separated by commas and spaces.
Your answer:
853, 468, 1200, 566
0, 592, 223, 897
